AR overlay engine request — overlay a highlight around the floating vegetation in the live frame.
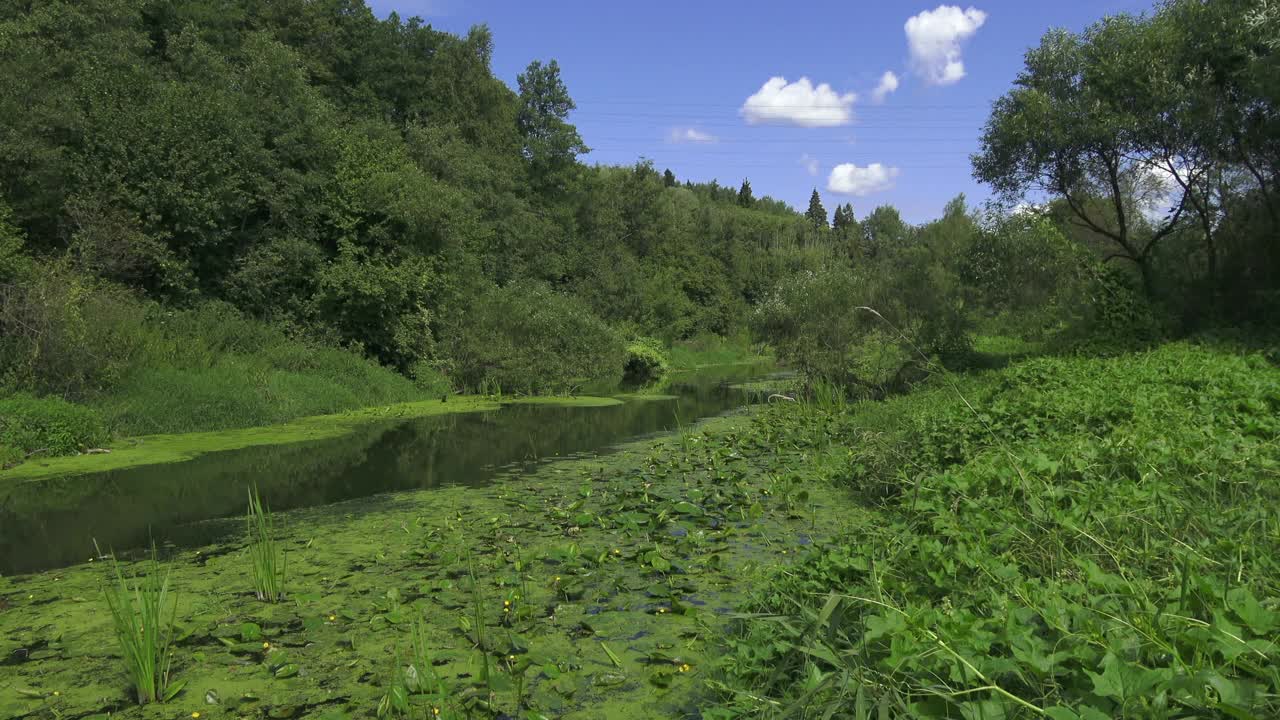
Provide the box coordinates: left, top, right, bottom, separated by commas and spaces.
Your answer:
2, 394, 844, 719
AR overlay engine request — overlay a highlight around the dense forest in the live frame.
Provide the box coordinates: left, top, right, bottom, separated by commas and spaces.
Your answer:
0, 0, 826, 462
1, 0, 1277, 456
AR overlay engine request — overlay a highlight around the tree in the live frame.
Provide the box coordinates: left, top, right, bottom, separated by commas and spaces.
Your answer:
517, 59, 588, 194
805, 189, 828, 231
862, 205, 908, 259
663, 169, 676, 187
832, 203, 855, 233
737, 179, 754, 208
972, 24, 1189, 296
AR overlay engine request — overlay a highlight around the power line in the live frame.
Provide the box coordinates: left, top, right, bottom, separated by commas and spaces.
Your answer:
588, 137, 980, 144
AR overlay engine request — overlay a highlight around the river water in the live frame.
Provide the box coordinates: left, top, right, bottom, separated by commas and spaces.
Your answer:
0, 365, 779, 575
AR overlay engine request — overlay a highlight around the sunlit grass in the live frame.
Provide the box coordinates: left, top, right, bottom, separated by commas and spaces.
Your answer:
101, 544, 182, 705
246, 485, 286, 602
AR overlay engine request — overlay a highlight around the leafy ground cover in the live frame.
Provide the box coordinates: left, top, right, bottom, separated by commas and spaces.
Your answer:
713, 341, 1280, 719
0, 408, 849, 719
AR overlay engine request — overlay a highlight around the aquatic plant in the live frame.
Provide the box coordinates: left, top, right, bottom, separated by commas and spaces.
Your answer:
102, 545, 182, 705
246, 485, 286, 602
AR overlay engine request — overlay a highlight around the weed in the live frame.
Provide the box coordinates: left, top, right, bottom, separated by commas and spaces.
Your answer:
101, 544, 182, 705
246, 485, 286, 602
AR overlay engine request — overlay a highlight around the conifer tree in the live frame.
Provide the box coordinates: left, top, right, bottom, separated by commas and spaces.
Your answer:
805, 189, 828, 230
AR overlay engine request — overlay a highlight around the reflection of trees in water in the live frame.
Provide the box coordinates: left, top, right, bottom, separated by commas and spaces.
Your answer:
0, 422, 398, 573
4, 371, 764, 575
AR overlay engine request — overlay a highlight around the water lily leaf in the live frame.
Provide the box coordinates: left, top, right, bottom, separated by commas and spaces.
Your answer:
274, 663, 300, 679
240, 622, 263, 641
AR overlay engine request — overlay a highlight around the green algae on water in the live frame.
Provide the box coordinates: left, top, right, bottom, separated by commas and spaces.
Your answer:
0, 409, 844, 719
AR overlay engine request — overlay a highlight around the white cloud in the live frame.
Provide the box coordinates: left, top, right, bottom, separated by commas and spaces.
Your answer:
904, 6, 987, 86
800, 154, 820, 177
741, 77, 856, 127
871, 71, 900, 103
827, 163, 901, 196
667, 127, 717, 144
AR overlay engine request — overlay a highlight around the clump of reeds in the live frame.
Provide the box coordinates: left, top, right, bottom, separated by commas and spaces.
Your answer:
102, 544, 182, 704
247, 484, 286, 602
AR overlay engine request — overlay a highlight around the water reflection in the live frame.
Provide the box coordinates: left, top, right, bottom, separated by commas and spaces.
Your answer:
0, 366, 776, 575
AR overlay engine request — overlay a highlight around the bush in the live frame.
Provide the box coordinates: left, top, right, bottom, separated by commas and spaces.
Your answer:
0, 393, 108, 465
622, 337, 670, 384
0, 268, 150, 399
444, 281, 625, 394
752, 259, 969, 395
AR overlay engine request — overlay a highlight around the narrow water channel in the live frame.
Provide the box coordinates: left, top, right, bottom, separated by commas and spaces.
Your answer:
0, 365, 779, 575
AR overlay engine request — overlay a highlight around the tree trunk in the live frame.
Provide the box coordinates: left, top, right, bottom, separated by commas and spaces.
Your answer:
1136, 255, 1155, 298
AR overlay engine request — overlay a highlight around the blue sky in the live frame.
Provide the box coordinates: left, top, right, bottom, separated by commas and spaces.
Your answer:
368, 0, 1155, 224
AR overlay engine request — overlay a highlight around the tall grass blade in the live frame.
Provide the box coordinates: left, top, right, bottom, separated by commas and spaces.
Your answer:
102, 544, 178, 705
247, 484, 286, 602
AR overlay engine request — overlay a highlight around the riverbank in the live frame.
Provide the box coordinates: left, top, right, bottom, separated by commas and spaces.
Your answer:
1, 402, 849, 719
0, 395, 632, 483
712, 340, 1280, 719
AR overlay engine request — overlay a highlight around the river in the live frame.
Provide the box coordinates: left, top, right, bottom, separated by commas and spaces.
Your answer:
0, 364, 780, 575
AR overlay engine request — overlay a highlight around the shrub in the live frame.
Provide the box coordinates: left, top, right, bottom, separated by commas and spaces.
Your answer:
752, 258, 969, 395
622, 337, 670, 384
444, 281, 625, 394
0, 392, 108, 464
0, 268, 150, 399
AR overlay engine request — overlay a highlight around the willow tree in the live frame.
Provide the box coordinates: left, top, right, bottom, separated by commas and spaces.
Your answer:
972, 25, 1185, 296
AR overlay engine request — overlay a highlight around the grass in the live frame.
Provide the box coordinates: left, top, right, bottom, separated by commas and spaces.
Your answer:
102, 545, 181, 705
0, 393, 107, 468
668, 332, 770, 371
713, 341, 1280, 719
246, 485, 285, 602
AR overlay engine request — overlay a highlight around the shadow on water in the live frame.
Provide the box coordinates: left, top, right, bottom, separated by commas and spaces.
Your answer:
0, 364, 782, 575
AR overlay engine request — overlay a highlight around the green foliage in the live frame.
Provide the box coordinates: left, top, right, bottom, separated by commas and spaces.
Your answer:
717, 342, 1280, 719
805, 189, 828, 231
963, 212, 1098, 337
103, 547, 180, 705
247, 485, 286, 603
0, 268, 148, 399
0, 393, 107, 467
622, 337, 670, 384
0, 265, 428, 447
752, 236, 971, 394
0, 199, 30, 282
445, 282, 626, 394
973, 0, 1280, 309
517, 59, 587, 193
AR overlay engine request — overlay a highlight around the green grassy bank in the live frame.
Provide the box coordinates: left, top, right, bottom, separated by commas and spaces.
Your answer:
713, 340, 1280, 719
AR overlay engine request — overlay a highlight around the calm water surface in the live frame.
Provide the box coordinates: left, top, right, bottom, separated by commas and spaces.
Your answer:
1, 366, 781, 575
